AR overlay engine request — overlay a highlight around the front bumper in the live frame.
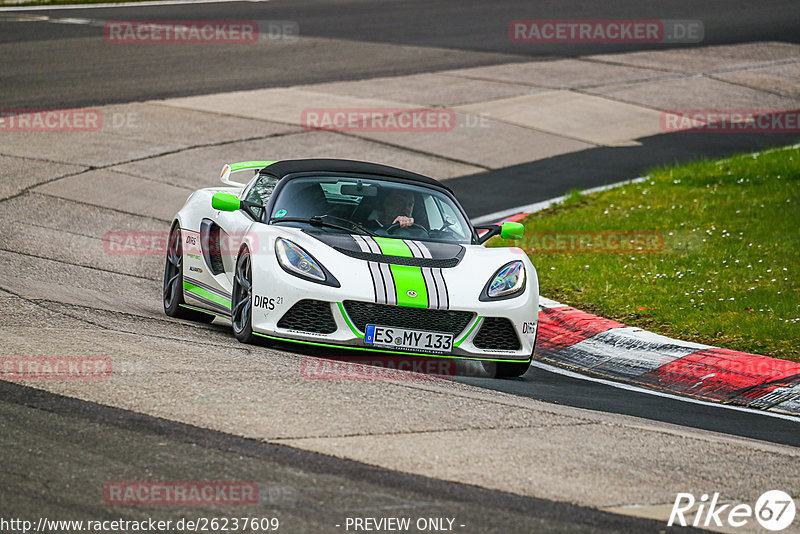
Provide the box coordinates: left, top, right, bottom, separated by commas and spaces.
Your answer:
248, 232, 538, 362
253, 298, 535, 363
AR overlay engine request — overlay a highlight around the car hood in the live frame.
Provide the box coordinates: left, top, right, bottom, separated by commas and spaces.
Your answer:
303, 230, 465, 268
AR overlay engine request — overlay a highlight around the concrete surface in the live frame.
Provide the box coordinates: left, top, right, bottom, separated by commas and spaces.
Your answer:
586, 75, 800, 110
455, 91, 665, 146
443, 59, 678, 89
157, 88, 419, 126
713, 62, 800, 99
112, 129, 484, 183
355, 114, 593, 168
307, 72, 546, 106
34, 169, 192, 222
587, 42, 800, 75
0, 155, 86, 201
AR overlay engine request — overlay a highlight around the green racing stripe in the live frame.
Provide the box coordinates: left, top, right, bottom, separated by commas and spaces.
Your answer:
389, 265, 429, 308
372, 237, 429, 308
372, 237, 411, 258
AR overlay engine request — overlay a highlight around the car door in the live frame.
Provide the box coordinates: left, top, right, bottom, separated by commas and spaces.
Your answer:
201, 174, 276, 297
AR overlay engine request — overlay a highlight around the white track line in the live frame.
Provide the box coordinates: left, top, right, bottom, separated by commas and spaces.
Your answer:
0, 0, 265, 12
532, 360, 800, 422
471, 177, 646, 225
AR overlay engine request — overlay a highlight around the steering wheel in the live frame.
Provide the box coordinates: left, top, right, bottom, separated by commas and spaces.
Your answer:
385, 222, 429, 237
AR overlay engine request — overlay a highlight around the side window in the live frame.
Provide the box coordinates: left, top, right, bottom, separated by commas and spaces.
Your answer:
435, 197, 468, 239
244, 174, 278, 219
424, 195, 443, 229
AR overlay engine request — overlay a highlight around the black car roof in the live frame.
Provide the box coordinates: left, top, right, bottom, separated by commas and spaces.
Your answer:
259, 159, 451, 192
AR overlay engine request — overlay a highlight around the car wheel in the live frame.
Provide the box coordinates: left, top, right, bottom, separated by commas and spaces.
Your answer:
231, 247, 258, 344
482, 359, 531, 378
163, 224, 215, 323
481, 325, 537, 378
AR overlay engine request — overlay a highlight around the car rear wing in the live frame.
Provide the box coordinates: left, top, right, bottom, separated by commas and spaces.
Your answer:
219, 161, 276, 187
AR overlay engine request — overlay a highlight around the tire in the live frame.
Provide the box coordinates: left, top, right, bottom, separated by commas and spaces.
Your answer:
482, 359, 531, 378
231, 247, 259, 344
163, 224, 215, 323
481, 324, 537, 378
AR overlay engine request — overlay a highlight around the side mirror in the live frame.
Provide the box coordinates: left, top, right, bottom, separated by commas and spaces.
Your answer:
212, 192, 241, 212
500, 221, 524, 240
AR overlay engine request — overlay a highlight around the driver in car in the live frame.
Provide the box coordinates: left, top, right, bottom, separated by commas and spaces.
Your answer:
365, 189, 416, 229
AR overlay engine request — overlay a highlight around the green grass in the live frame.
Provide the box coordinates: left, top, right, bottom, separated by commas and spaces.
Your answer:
491, 144, 800, 360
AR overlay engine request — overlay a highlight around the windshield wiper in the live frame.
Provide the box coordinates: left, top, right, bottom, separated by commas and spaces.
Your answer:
269, 215, 377, 236
325, 215, 378, 237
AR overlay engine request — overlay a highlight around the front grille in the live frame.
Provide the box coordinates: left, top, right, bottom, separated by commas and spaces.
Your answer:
277, 300, 337, 334
473, 317, 521, 351
333, 247, 462, 268
343, 300, 473, 337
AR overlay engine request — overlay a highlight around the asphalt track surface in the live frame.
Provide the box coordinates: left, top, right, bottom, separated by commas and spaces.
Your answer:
206, 340, 800, 449
1, 380, 702, 534
2, 1, 800, 531
463, 364, 800, 448
2, 0, 800, 109
452, 131, 800, 217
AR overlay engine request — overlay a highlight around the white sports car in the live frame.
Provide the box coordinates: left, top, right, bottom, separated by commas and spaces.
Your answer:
164, 159, 538, 377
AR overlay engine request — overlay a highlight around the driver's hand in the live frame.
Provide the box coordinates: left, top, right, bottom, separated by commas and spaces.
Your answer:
393, 215, 414, 228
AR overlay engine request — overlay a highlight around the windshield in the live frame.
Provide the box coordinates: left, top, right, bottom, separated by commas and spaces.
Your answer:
269, 175, 474, 244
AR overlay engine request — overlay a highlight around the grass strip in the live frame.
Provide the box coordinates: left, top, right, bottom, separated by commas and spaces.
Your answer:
491, 144, 800, 360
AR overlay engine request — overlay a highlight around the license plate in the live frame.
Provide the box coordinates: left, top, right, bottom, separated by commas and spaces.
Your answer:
364, 325, 453, 353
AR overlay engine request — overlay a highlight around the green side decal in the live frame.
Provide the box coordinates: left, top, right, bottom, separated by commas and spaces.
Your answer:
454, 316, 482, 347
183, 281, 231, 310
337, 302, 364, 338
372, 237, 429, 308
229, 160, 276, 172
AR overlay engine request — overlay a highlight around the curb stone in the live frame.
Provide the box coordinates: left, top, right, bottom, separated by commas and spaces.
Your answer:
535, 297, 800, 416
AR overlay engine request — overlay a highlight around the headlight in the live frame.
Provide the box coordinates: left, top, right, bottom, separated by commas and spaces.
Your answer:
484, 261, 526, 299
275, 238, 329, 284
